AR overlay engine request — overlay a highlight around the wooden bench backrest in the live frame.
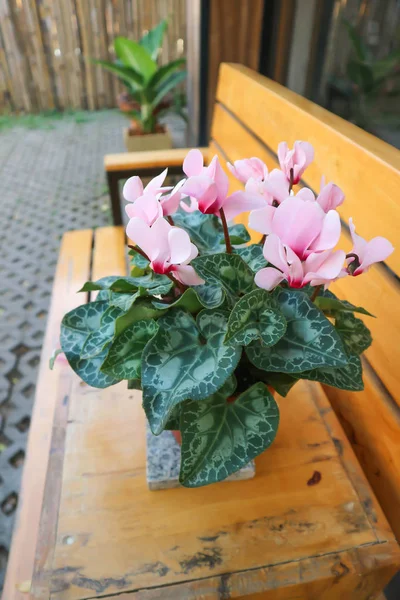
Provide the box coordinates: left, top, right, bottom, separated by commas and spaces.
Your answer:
210, 63, 400, 538
210, 63, 400, 407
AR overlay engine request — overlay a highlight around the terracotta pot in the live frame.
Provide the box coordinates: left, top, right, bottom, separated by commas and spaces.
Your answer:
171, 387, 275, 447
172, 430, 182, 445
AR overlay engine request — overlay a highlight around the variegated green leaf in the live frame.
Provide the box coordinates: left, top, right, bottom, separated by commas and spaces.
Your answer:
142, 308, 241, 435
174, 210, 250, 254
335, 312, 372, 354
263, 372, 299, 397
225, 289, 286, 346
114, 300, 163, 336
235, 244, 267, 273
101, 319, 158, 380
60, 301, 120, 388
315, 290, 375, 317
224, 224, 251, 246
151, 287, 204, 312
128, 379, 142, 390
302, 353, 364, 391
192, 253, 255, 305
80, 305, 123, 359
192, 283, 225, 309
246, 290, 348, 373
79, 274, 172, 296
179, 379, 279, 487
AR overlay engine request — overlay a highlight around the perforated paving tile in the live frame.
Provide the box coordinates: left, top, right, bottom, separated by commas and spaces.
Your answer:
0, 111, 128, 587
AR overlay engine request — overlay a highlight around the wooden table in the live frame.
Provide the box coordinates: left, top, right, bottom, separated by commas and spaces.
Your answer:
4, 226, 400, 599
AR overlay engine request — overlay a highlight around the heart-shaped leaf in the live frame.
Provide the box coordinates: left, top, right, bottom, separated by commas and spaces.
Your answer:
302, 353, 364, 391
335, 312, 372, 354
246, 289, 348, 373
114, 300, 163, 336
315, 290, 374, 317
101, 319, 158, 380
235, 244, 267, 272
192, 253, 255, 305
191, 283, 225, 309
142, 308, 241, 435
179, 379, 279, 487
80, 305, 124, 359
225, 289, 286, 346
151, 287, 204, 312
109, 289, 145, 312
60, 301, 120, 388
173, 210, 250, 254
223, 224, 250, 246
79, 274, 172, 296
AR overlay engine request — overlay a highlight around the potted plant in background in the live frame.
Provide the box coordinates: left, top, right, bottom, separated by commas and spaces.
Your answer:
54, 142, 394, 489
96, 19, 186, 152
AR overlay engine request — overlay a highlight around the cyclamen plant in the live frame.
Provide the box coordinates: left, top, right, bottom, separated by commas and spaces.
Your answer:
57, 141, 394, 488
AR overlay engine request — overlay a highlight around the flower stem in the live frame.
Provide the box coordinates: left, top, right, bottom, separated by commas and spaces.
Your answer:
166, 215, 175, 226
219, 207, 232, 254
260, 234, 267, 246
311, 284, 322, 302
289, 168, 294, 193
128, 244, 149, 261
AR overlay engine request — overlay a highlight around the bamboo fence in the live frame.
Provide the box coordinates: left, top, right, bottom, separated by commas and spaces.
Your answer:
0, 0, 187, 112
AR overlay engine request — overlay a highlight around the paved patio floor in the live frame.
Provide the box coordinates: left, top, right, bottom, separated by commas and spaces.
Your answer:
0, 110, 185, 587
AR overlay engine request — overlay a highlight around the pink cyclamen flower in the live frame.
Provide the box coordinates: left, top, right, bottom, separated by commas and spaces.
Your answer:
227, 157, 268, 184
181, 149, 265, 220
125, 193, 162, 225
246, 168, 289, 206
123, 168, 171, 203
249, 194, 341, 259
255, 233, 345, 291
278, 141, 314, 184
126, 217, 204, 286
159, 179, 186, 217
316, 176, 345, 212
346, 218, 394, 276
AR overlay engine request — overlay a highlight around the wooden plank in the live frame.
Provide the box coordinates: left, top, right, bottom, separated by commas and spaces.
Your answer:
104, 147, 209, 171
43, 379, 400, 599
62, 542, 400, 599
322, 366, 400, 541
216, 63, 400, 274
3, 229, 93, 600
91, 225, 126, 281
210, 109, 400, 404
28, 226, 127, 599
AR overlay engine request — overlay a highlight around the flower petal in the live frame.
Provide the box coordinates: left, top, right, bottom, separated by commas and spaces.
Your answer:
255, 267, 286, 291
265, 169, 291, 204
357, 237, 394, 273
173, 264, 205, 286
181, 175, 218, 213
145, 168, 168, 195
126, 218, 155, 260
304, 250, 345, 284
168, 227, 193, 264
248, 205, 276, 234
308, 209, 341, 254
123, 176, 144, 203
272, 196, 324, 258
221, 190, 266, 221
263, 233, 290, 274
183, 149, 204, 177
317, 181, 344, 212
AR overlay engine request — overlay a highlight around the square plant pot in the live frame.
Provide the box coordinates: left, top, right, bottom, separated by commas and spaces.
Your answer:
123, 128, 172, 152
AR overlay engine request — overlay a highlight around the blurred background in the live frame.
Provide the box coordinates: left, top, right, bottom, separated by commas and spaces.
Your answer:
0, 0, 399, 593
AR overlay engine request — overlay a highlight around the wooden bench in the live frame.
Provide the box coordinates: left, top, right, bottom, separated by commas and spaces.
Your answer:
5, 63, 400, 599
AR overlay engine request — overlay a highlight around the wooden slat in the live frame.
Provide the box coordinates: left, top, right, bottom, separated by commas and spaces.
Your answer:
36, 380, 400, 599
3, 229, 93, 600
216, 63, 400, 274
323, 366, 400, 540
210, 108, 400, 405
91, 225, 126, 281
104, 147, 209, 172
27, 227, 126, 599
